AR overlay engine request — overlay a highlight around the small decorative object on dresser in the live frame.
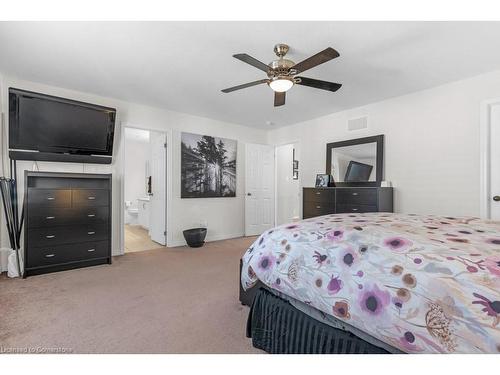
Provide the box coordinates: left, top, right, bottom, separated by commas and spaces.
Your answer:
315, 174, 331, 188
24, 171, 112, 277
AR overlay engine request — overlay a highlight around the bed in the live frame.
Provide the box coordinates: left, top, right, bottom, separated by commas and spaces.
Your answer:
241, 212, 500, 354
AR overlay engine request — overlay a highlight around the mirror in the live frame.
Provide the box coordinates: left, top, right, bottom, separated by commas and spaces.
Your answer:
326, 135, 384, 186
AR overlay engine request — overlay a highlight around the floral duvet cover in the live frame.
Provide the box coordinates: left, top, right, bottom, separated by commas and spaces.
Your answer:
241, 213, 500, 353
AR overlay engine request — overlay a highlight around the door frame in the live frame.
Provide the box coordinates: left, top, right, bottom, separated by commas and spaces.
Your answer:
119, 124, 170, 254
479, 98, 500, 219
274, 140, 301, 225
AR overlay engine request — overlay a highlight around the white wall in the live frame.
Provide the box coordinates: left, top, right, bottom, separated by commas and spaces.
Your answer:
268, 69, 500, 217
0, 76, 267, 253
276, 143, 300, 225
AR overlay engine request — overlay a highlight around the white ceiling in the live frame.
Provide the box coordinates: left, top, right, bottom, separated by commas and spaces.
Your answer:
1, 21, 500, 129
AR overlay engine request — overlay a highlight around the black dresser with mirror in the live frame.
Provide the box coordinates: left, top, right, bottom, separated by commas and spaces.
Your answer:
24, 171, 112, 277
303, 135, 394, 219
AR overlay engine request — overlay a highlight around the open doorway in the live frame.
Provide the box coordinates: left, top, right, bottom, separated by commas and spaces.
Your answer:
275, 143, 301, 226
123, 127, 167, 253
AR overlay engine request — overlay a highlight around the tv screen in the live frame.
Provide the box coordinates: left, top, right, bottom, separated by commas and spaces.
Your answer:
344, 161, 373, 182
9, 88, 116, 156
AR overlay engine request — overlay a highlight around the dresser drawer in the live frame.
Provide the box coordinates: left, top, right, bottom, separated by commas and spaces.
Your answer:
28, 225, 109, 247
72, 189, 109, 207
336, 188, 377, 205
303, 188, 335, 203
27, 189, 71, 208
28, 208, 76, 228
28, 207, 110, 228
73, 206, 110, 225
336, 204, 378, 214
303, 202, 335, 218
26, 240, 109, 268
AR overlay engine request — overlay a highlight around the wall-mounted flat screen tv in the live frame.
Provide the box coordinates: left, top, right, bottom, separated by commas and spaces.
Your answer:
9, 88, 116, 158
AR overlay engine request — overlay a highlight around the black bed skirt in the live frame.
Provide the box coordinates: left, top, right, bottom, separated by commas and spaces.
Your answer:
246, 288, 389, 354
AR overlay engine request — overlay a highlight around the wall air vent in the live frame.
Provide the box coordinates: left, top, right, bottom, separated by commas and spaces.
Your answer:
347, 116, 368, 131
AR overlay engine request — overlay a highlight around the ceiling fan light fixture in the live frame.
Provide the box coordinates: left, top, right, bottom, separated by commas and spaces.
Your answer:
268, 77, 294, 92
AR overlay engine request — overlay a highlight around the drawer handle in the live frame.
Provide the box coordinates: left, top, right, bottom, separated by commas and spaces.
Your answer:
88, 231, 96, 235
46, 216, 55, 220
316, 205, 321, 209
315, 192, 321, 195
87, 248, 96, 252
45, 254, 55, 258
352, 193, 359, 196
352, 208, 358, 211
47, 197, 55, 201
87, 214, 96, 218
45, 235, 56, 239
88, 196, 96, 200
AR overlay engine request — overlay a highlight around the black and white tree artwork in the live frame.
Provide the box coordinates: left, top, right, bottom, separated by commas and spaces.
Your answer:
181, 132, 237, 198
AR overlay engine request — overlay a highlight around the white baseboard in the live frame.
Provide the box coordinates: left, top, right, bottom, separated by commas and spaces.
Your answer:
113, 232, 248, 255
167, 232, 245, 248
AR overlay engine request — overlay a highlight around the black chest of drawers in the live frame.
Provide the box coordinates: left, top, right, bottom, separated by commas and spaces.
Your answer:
303, 187, 393, 219
23, 171, 112, 277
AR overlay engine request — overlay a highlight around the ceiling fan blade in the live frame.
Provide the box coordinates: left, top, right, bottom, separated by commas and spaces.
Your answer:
291, 47, 339, 73
295, 77, 342, 92
233, 53, 270, 73
221, 79, 268, 93
274, 91, 286, 107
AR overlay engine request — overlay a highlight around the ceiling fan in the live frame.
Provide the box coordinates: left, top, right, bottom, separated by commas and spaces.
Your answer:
221, 44, 342, 107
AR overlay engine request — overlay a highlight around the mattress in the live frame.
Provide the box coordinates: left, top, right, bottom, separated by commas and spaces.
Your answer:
241, 213, 500, 353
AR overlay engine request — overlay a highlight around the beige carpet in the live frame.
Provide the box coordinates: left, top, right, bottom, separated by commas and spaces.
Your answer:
124, 224, 163, 253
0, 236, 261, 353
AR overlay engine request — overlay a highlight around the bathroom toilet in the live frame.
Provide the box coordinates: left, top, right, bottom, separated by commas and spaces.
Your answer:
125, 201, 139, 225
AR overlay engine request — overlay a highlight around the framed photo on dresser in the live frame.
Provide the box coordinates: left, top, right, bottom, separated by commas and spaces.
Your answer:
315, 174, 331, 188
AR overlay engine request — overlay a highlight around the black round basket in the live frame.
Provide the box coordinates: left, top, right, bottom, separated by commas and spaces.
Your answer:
183, 227, 207, 248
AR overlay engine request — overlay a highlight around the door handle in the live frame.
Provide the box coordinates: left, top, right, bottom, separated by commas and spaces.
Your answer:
45, 235, 56, 239
46, 216, 55, 220
87, 231, 96, 235
87, 214, 96, 217
45, 254, 55, 258
247, 193, 252, 196
47, 197, 55, 201
494, 196, 500, 202
88, 196, 96, 200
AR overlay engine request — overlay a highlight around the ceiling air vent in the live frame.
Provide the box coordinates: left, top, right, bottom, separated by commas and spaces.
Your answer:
347, 116, 368, 131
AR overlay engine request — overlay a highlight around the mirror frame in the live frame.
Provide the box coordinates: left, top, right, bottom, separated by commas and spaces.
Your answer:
326, 134, 384, 187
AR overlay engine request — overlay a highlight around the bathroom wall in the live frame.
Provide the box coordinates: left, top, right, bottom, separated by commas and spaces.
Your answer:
124, 128, 150, 224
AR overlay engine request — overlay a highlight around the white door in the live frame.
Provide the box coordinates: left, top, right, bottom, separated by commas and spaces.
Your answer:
149, 131, 167, 245
245, 143, 275, 236
490, 103, 500, 220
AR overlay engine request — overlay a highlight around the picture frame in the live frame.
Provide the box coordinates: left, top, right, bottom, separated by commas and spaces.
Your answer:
315, 174, 331, 188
